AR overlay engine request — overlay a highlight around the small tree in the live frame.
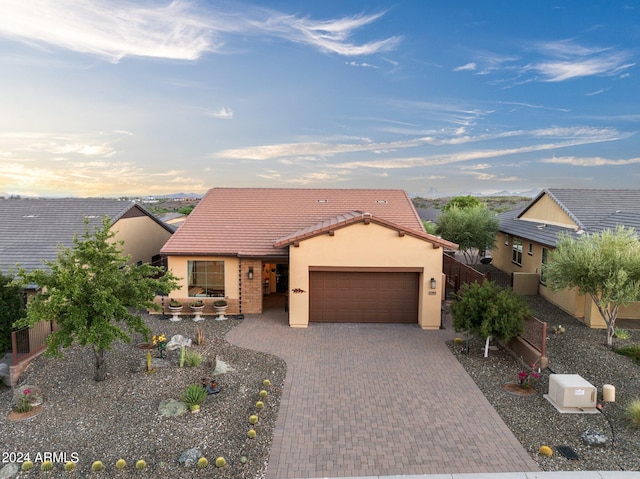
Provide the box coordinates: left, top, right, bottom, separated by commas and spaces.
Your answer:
0, 271, 26, 354
436, 205, 499, 265
451, 280, 530, 357
544, 226, 640, 348
442, 195, 482, 212
14, 217, 180, 381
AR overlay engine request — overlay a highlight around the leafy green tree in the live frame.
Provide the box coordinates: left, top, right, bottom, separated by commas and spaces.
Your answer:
14, 217, 180, 381
422, 219, 437, 234
0, 271, 26, 354
442, 195, 481, 212
451, 280, 530, 356
436, 205, 499, 265
544, 226, 640, 348
177, 205, 195, 215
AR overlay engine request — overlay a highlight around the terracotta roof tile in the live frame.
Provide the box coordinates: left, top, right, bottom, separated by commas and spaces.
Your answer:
161, 188, 428, 257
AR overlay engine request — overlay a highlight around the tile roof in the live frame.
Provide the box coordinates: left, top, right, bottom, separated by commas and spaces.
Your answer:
499, 188, 640, 247
161, 188, 429, 257
0, 198, 165, 273
273, 210, 457, 250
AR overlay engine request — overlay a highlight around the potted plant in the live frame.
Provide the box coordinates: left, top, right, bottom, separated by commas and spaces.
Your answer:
213, 299, 228, 321
190, 300, 205, 322
168, 298, 183, 322
182, 384, 207, 413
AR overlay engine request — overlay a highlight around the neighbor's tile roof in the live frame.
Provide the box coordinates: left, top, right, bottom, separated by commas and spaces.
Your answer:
161, 188, 428, 257
0, 198, 161, 273
499, 188, 640, 247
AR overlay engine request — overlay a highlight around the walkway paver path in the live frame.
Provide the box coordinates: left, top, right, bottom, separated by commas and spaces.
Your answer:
227, 303, 539, 479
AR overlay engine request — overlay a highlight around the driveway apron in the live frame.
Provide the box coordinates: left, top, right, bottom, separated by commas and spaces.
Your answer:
226, 305, 539, 479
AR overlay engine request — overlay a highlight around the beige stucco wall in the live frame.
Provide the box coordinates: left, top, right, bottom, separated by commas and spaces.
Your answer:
512, 273, 539, 295
163, 255, 240, 313
287, 222, 444, 329
519, 194, 577, 228
111, 216, 172, 264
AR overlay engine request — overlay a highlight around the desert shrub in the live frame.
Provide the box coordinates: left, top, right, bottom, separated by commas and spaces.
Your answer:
615, 345, 640, 365
624, 398, 640, 428
450, 280, 529, 342
182, 384, 207, 406
184, 350, 203, 367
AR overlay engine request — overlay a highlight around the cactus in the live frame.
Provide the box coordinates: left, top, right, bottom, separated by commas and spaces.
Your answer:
259, 389, 268, 397
249, 414, 259, 424
539, 445, 553, 457
135, 459, 147, 470
215, 457, 226, 468
239, 456, 247, 464
41, 460, 54, 472
263, 379, 271, 387
91, 460, 104, 472
198, 457, 209, 468
64, 461, 76, 472
21, 461, 34, 471
247, 429, 257, 438
256, 400, 264, 410
115, 458, 126, 470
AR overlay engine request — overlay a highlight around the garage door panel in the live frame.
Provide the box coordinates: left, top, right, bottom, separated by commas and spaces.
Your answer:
309, 271, 419, 323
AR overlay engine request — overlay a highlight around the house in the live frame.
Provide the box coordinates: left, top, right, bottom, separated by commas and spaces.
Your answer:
491, 188, 640, 328
0, 197, 174, 282
159, 188, 457, 328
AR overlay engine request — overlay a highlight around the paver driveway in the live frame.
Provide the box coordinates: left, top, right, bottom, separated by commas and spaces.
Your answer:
227, 300, 539, 479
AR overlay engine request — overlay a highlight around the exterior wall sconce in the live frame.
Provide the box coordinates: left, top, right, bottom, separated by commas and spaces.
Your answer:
248, 266, 254, 280
430, 277, 436, 290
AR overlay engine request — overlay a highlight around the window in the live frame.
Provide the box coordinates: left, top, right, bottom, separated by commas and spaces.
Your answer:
540, 248, 549, 284
512, 238, 523, 265
504, 234, 509, 246
528, 242, 533, 255
187, 260, 224, 297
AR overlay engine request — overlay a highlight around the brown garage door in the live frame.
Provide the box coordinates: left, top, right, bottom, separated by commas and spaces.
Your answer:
309, 271, 419, 323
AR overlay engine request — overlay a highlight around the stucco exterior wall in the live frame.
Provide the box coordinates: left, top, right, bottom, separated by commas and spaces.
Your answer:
112, 216, 172, 264
163, 255, 240, 314
287, 222, 443, 329
519, 194, 577, 227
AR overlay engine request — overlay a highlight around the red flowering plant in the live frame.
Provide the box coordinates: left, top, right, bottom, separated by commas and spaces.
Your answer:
15, 389, 33, 413
518, 365, 540, 389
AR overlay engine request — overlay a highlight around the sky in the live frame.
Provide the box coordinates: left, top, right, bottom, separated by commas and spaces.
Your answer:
1, 1, 639, 198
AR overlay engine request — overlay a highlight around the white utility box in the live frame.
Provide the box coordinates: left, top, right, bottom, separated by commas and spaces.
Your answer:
544, 374, 598, 414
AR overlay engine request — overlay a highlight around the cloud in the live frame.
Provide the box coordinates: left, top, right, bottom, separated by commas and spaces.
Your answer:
261, 11, 401, 56
542, 156, 640, 166
346, 61, 378, 68
205, 107, 234, 119
454, 62, 476, 72
0, 1, 399, 62
457, 39, 633, 84
215, 125, 626, 161
0, 0, 217, 62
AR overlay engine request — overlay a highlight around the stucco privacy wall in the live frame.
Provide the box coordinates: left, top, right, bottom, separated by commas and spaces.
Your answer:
287, 222, 443, 329
111, 216, 172, 264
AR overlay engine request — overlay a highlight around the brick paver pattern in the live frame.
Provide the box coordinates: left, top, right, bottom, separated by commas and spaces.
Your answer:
227, 297, 539, 479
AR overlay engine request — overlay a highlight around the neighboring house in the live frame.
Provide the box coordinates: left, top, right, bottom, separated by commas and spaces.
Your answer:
0, 197, 174, 281
158, 212, 188, 229
160, 188, 457, 328
491, 188, 640, 328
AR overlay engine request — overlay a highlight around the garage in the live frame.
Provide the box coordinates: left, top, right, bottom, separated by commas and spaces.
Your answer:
309, 270, 420, 323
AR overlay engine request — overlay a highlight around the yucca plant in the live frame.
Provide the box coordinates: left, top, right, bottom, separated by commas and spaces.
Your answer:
182, 383, 207, 407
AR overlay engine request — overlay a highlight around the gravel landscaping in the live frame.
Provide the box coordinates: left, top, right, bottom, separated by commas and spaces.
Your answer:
449, 294, 640, 472
0, 313, 286, 478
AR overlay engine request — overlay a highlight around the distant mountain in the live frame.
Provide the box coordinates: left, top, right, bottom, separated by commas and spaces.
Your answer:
410, 188, 539, 199
154, 192, 203, 199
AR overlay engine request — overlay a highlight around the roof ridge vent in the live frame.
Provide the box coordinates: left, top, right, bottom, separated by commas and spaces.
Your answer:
316, 199, 329, 203
22, 214, 38, 218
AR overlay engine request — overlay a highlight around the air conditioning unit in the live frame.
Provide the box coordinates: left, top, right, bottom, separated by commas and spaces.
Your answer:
544, 374, 598, 414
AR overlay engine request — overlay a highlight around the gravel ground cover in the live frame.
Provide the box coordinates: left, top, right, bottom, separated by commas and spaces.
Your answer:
0, 312, 286, 478
449, 295, 640, 472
